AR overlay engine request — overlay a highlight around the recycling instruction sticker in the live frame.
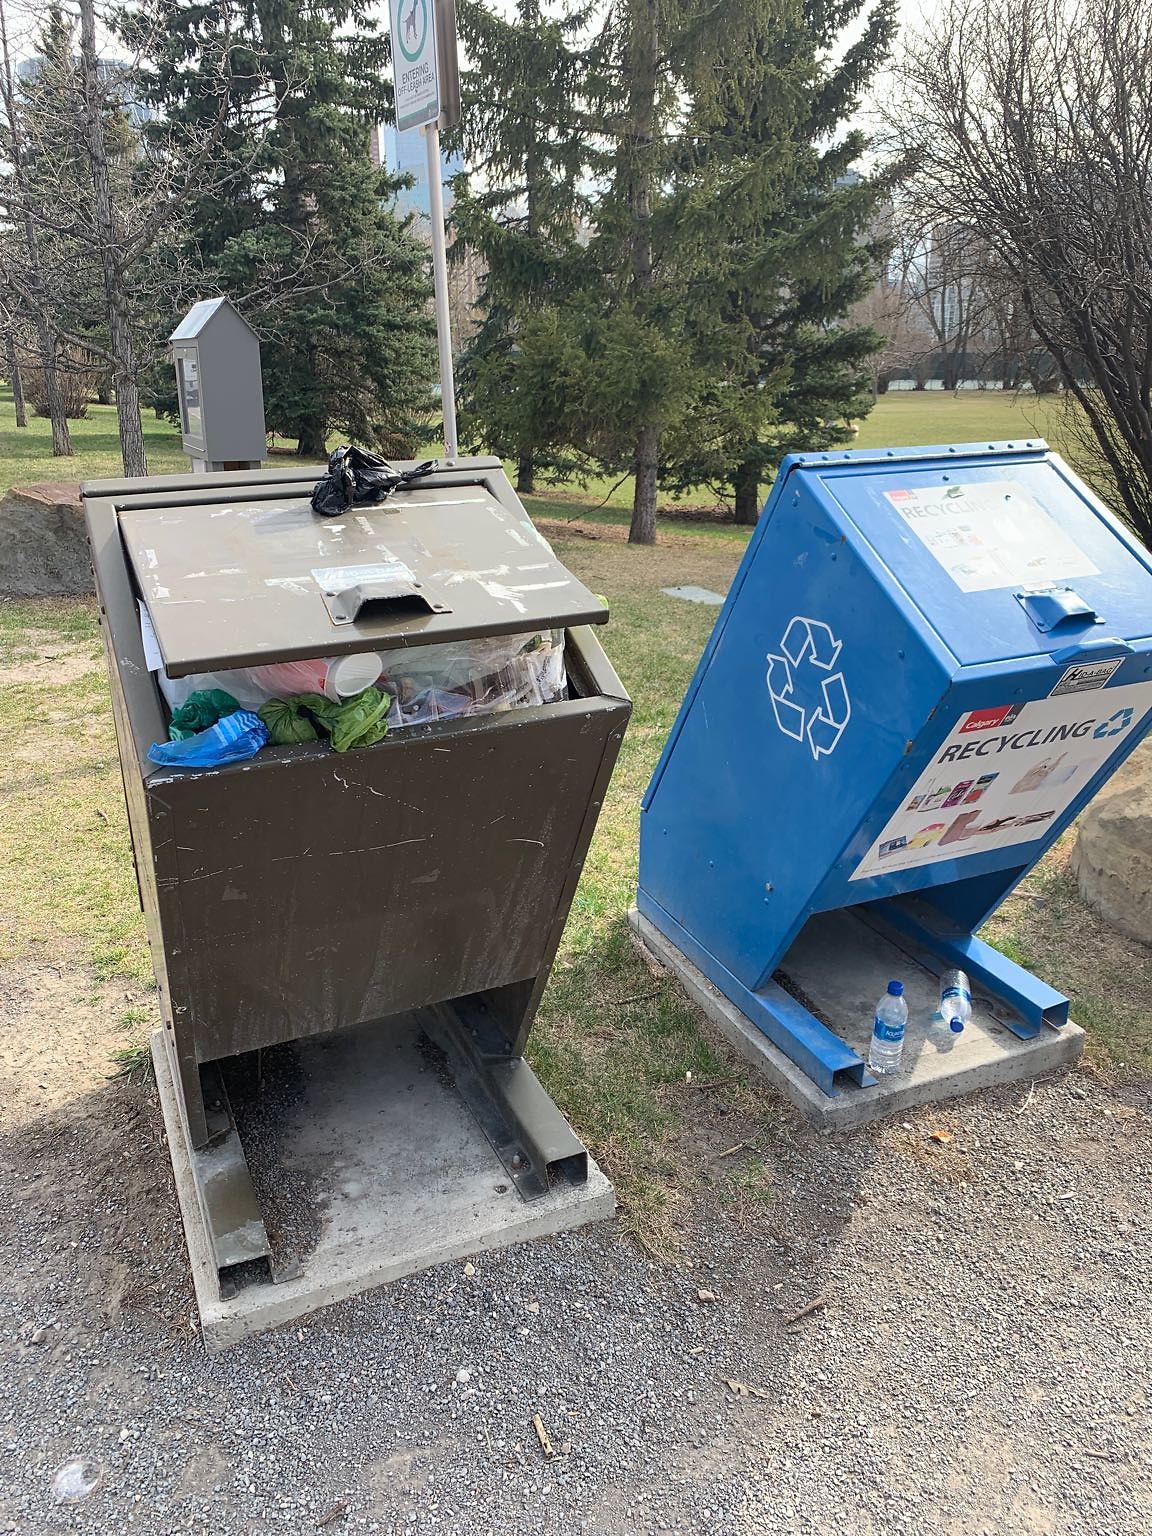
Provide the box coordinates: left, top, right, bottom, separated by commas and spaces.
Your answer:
850, 681, 1152, 881
884, 480, 1098, 593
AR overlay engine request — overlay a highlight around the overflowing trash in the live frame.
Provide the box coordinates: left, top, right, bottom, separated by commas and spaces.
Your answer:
168, 688, 242, 740
256, 696, 321, 746
381, 631, 565, 727
260, 687, 391, 752
148, 709, 269, 769
145, 623, 567, 769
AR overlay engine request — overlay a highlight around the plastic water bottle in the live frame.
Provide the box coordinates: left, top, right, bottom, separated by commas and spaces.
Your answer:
868, 980, 907, 1075
939, 969, 971, 1034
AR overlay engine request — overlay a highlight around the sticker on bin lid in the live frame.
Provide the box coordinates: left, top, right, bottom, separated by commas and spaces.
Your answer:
312, 559, 417, 593
885, 480, 1099, 593
1049, 657, 1125, 696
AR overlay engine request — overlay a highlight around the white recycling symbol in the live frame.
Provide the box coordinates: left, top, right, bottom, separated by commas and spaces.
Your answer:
766, 615, 851, 760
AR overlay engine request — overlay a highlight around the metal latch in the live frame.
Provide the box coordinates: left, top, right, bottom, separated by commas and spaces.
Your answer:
312, 561, 452, 626
1014, 585, 1101, 633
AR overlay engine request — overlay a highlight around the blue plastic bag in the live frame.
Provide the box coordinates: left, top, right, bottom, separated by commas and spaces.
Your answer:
148, 709, 269, 769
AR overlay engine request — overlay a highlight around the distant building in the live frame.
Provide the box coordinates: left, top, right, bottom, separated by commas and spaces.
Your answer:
374, 124, 463, 219
17, 54, 157, 130
369, 124, 480, 352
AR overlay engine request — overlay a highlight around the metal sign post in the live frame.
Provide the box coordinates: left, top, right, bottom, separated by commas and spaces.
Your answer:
389, 0, 460, 461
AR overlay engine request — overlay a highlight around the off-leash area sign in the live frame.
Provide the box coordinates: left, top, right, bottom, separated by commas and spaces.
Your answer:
390, 0, 440, 131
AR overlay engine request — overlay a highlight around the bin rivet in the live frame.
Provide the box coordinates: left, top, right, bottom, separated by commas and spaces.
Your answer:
511, 1152, 526, 1170
764, 882, 773, 893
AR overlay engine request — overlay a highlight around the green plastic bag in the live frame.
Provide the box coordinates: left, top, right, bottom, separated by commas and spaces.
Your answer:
257, 697, 320, 746
169, 689, 241, 742
291, 686, 391, 752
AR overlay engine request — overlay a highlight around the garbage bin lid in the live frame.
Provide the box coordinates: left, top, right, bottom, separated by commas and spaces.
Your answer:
118, 480, 608, 677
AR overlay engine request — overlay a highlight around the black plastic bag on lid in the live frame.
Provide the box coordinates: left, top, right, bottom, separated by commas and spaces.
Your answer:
311, 445, 437, 517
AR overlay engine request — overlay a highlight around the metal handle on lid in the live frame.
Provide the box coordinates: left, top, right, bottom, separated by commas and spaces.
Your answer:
1014, 586, 1100, 633
320, 576, 451, 626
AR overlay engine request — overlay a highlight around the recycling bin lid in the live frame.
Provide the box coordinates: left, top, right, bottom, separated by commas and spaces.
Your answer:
118, 479, 607, 677
792, 443, 1152, 668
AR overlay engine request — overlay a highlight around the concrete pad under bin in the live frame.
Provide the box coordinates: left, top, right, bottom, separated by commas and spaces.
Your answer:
151, 1018, 614, 1351
628, 907, 1084, 1130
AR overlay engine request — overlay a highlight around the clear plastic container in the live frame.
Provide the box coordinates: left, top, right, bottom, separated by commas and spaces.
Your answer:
380, 631, 567, 729
867, 979, 907, 1075
938, 968, 971, 1033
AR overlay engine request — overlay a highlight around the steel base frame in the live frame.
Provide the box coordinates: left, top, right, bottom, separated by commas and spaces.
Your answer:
636, 890, 874, 1098
168, 1006, 591, 1282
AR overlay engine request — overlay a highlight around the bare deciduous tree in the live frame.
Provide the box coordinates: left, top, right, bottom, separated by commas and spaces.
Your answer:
2, 313, 28, 427
890, 0, 1152, 541
0, 2, 72, 455
0, 0, 241, 474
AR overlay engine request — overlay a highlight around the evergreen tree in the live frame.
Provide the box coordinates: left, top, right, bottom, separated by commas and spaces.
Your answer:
452, 0, 893, 540
560, 0, 794, 543
663, 0, 898, 524
456, 0, 808, 544
121, 0, 437, 456
448, 1, 593, 494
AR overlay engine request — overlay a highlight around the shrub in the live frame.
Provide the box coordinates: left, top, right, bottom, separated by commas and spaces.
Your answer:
22, 353, 102, 419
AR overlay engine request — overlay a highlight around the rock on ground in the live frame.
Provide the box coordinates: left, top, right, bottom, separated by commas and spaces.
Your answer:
0, 483, 90, 597
1073, 741, 1152, 947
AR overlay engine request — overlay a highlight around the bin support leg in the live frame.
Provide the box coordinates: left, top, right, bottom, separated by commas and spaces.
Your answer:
189, 1063, 273, 1276
170, 1026, 209, 1149
155, 1028, 271, 1279
424, 1003, 589, 1202
860, 897, 1069, 1037
635, 893, 871, 1097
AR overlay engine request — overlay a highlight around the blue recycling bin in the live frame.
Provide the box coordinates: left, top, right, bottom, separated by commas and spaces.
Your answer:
637, 441, 1152, 1095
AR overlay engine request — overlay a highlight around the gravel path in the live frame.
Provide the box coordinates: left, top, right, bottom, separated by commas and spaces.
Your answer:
1, 983, 1149, 1535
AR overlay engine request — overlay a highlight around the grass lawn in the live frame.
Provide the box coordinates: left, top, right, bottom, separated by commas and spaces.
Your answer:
0, 379, 1078, 515
0, 386, 190, 495
3, 506, 1149, 1251
518, 389, 1081, 535
1, 382, 1146, 1248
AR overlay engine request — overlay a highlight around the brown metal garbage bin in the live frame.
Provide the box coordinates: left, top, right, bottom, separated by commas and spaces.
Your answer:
84, 457, 630, 1281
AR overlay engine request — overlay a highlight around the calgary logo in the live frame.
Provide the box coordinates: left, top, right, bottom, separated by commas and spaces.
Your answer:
766, 616, 851, 760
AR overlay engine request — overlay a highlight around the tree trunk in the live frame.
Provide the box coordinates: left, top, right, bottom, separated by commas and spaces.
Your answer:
297, 419, 328, 458
733, 460, 760, 525
79, 0, 146, 475
0, 2, 71, 455
630, 424, 658, 545
5, 333, 27, 427
37, 323, 72, 455
623, 0, 660, 546
515, 452, 536, 495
